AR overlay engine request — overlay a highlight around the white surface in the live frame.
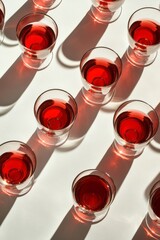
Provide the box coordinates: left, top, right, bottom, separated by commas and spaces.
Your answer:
0, 0, 160, 240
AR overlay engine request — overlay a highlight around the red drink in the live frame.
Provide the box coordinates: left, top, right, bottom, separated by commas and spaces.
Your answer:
19, 24, 56, 51
129, 20, 160, 46
0, 9, 4, 30
73, 174, 112, 211
151, 188, 160, 218
0, 152, 34, 184
115, 111, 153, 143
81, 58, 119, 87
37, 99, 75, 130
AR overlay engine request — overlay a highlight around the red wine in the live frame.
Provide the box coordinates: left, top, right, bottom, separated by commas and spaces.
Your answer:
81, 58, 119, 87
0, 152, 34, 184
129, 20, 160, 46
115, 111, 153, 143
0, 9, 4, 30
19, 24, 56, 50
37, 99, 75, 130
151, 188, 160, 218
73, 175, 111, 211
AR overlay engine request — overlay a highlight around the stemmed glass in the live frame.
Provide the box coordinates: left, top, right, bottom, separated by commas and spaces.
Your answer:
127, 7, 160, 67
113, 100, 159, 157
72, 169, 116, 223
16, 12, 58, 70
34, 89, 78, 146
80, 46, 122, 105
0, 141, 36, 196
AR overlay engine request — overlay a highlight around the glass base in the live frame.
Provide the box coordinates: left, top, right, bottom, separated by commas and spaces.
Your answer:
145, 213, 160, 237
126, 47, 157, 67
90, 5, 122, 23
113, 140, 144, 158
0, 177, 34, 197
82, 87, 114, 106
21, 52, 53, 70
36, 128, 69, 147
73, 205, 109, 223
33, 0, 62, 10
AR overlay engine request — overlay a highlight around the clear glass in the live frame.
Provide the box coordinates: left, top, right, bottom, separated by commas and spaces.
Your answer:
33, 0, 62, 10
80, 46, 122, 105
90, 0, 125, 23
16, 12, 58, 70
0, 0, 5, 44
72, 169, 116, 223
0, 141, 36, 196
127, 7, 160, 67
146, 180, 160, 237
34, 89, 78, 146
113, 100, 159, 157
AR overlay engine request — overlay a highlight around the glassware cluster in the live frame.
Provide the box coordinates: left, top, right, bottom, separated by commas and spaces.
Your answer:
0, 0, 160, 236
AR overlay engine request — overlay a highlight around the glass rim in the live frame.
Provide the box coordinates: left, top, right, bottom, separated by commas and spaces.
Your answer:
113, 99, 159, 143
0, 0, 5, 14
149, 180, 160, 221
72, 168, 116, 211
0, 140, 37, 175
127, 7, 160, 47
16, 11, 58, 52
80, 46, 122, 87
34, 88, 78, 133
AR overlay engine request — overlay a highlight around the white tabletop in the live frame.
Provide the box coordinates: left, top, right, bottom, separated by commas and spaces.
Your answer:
0, 0, 160, 239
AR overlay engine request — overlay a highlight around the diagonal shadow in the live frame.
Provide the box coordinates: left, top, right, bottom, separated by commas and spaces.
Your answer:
51, 206, 91, 240
0, 55, 37, 115
112, 50, 144, 104
27, 130, 55, 180
58, 89, 101, 151
96, 142, 135, 191
149, 103, 160, 153
0, 130, 55, 226
57, 9, 110, 68
3, 0, 48, 46
131, 217, 159, 240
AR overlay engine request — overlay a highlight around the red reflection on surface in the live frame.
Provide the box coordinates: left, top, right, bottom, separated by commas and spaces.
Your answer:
143, 226, 159, 239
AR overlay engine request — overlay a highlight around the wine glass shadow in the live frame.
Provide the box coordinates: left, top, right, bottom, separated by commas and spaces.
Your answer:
27, 130, 55, 179
57, 9, 110, 68
50, 206, 92, 240
96, 142, 135, 191
3, 0, 48, 46
149, 103, 160, 153
0, 55, 37, 115
58, 89, 101, 151
102, 50, 144, 113
131, 173, 160, 240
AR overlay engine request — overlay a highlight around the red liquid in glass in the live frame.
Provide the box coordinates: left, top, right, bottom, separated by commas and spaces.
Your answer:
0, 9, 4, 30
129, 20, 160, 46
73, 175, 111, 211
19, 24, 56, 50
37, 99, 74, 130
0, 152, 34, 184
151, 188, 160, 218
115, 111, 153, 143
81, 58, 119, 87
